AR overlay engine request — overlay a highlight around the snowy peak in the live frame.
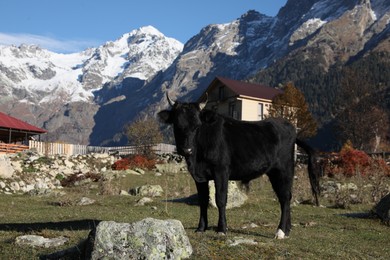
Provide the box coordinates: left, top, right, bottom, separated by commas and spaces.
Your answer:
0, 44, 92, 103
80, 26, 183, 88
0, 26, 183, 104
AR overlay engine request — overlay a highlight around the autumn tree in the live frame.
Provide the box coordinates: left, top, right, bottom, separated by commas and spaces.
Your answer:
126, 117, 163, 156
268, 82, 317, 139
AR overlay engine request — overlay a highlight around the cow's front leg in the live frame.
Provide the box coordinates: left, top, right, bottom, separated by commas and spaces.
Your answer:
195, 181, 209, 232
214, 175, 228, 234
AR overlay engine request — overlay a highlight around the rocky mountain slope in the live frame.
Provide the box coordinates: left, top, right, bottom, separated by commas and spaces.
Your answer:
0, 0, 389, 147
0, 26, 182, 144
252, 0, 390, 149
123, 0, 389, 147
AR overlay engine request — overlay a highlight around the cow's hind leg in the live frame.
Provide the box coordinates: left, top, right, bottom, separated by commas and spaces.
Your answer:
195, 181, 209, 232
268, 167, 293, 239
214, 173, 229, 234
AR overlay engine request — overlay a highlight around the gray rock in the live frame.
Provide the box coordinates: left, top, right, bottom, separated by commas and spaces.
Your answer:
64, 159, 75, 168
0, 155, 14, 179
340, 182, 358, 191
124, 169, 141, 175
135, 197, 153, 206
119, 190, 130, 196
130, 185, 164, 197
227, 236, 258, 247
28, 188, 53, 196
34, 181, 49, 190
15, 235, 68, 248
11, 160, 23, 172
9, 181, 20, 192
321, 180, 339, 194
375, 193, 390, 223
91, 218, 193, 260
155, 163, 186, 173
77, 197, 96, 206
134, 167, 145, 174
24, 184, 35, 192
28, 155, 40, 163
209, 181, 248, 209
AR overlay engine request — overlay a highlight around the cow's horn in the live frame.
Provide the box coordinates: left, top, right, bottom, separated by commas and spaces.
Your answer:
166, 93, 175, 107
199, 93, 208, 111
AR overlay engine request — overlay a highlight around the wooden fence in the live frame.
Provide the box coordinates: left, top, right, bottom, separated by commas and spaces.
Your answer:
28, 141, 176, 156
0, 143, 29, 154
29, 141, 88, 155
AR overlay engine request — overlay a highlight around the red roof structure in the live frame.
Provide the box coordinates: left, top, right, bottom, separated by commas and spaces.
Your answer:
0, 112, 46, 143
218, 77, 282, 100
198, 76, 283, 102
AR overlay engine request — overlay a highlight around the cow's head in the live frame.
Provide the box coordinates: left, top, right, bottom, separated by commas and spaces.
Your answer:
158, 93, 207, 157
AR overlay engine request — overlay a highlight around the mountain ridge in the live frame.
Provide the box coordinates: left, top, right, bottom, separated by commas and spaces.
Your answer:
0, 0, 389, 148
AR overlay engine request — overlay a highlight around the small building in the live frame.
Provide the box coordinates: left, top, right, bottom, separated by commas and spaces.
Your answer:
198, 77, 283, 121
0, 112, 46, 153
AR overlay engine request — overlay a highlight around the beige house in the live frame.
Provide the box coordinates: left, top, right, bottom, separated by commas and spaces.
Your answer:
198, 77, 283, 121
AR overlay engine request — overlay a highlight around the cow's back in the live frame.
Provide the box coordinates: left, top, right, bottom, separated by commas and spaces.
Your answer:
198, 111, 296, 181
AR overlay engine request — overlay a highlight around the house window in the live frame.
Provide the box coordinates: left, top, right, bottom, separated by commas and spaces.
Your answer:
258, 103, 264, 120
219, 86, 225, 100
229, 102, 238, 119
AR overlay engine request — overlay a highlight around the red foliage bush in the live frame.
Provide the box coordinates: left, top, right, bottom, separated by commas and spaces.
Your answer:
323, 141, 390, 177
111, 158, 131, 170
111, 154, 157, 170
339, 144, 371, 177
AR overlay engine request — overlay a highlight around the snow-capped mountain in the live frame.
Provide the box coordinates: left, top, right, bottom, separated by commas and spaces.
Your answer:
81, 26, 183, 89
0, 26, 182, 144
0, 45, 93, 103
121, 0, 389, 147
1, 0, 389, 146
135, 0, 389, 111
0, 26, 182, 104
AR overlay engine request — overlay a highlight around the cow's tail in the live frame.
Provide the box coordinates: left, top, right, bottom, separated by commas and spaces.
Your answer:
296, 139, 321, 206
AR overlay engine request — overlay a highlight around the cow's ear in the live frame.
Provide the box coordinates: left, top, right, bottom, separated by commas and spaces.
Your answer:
158, 110, 173, 124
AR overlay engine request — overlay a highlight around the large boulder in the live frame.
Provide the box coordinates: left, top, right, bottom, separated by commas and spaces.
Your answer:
375, 193, 390, 224
90, 218, 193, 260
209, 181, 248, 209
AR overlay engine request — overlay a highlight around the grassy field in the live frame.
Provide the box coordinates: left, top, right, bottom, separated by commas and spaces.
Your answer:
0, 168, 389, 259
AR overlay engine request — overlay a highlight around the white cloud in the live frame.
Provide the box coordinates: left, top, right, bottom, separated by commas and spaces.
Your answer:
0, 32, 100, 53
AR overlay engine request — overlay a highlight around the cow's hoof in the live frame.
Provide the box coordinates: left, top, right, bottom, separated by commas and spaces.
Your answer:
274, 229, 286, 239
217, 232, 226, 236
195, 229, 206, 233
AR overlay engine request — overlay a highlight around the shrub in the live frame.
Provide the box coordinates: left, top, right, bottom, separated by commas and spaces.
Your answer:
323, 141, 390, 178
126, 117, 163, 156
111, 158, 131, 170
339, 142, 370, 177
111, 154, 157, 170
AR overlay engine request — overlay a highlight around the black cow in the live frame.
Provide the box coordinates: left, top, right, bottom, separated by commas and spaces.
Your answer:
158, 94, 320, 239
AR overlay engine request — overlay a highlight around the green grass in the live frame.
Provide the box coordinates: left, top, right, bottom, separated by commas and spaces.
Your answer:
0, 170, 389, 259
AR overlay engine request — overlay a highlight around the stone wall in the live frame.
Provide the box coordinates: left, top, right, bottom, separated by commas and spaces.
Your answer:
0, 150, 117, 194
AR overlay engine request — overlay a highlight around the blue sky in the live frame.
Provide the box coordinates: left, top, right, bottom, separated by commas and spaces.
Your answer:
0, 0, 287, 53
